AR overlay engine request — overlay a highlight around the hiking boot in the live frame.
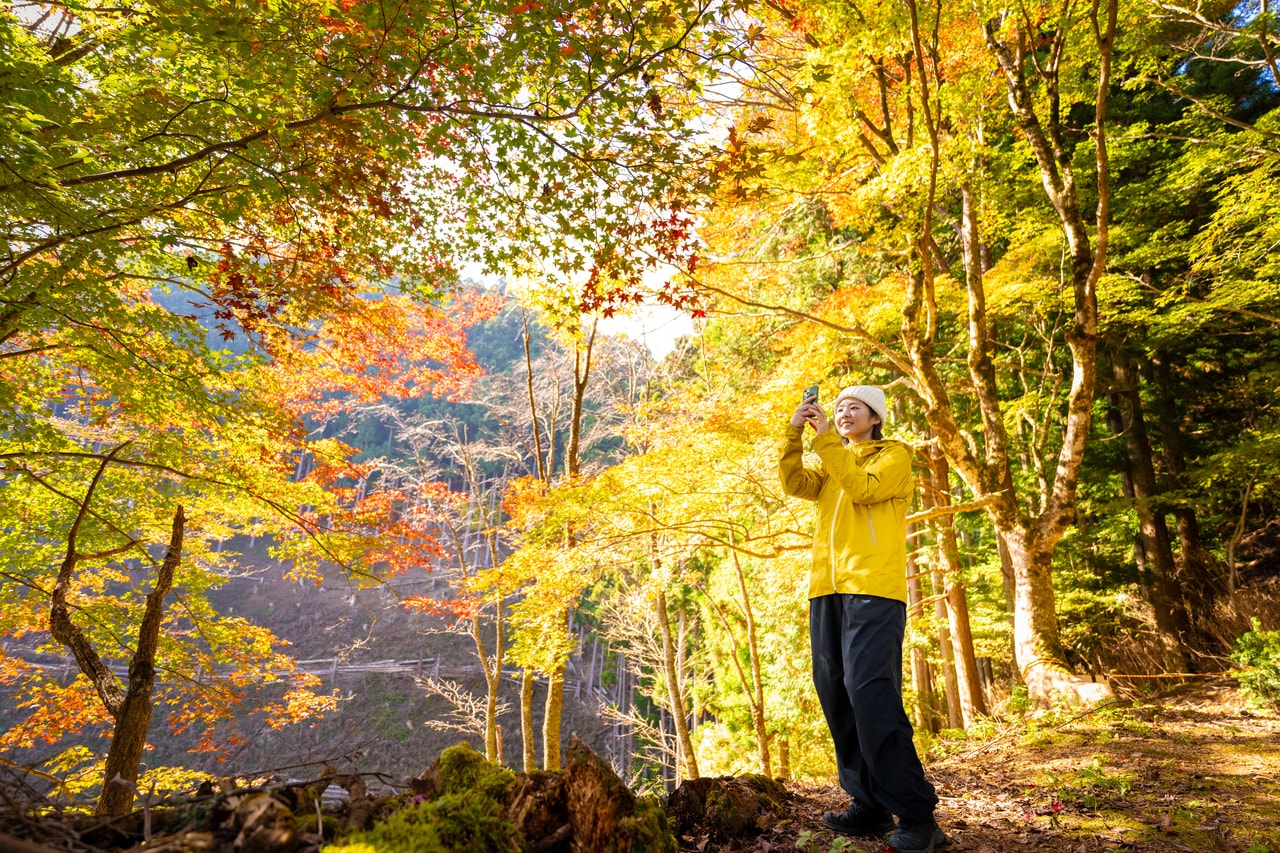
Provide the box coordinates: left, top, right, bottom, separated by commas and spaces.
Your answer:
820, 800, 895, 836
887, 817, 948, 853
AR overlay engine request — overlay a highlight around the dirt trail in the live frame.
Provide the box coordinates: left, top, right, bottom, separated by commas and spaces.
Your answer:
681, 677, 1280, 852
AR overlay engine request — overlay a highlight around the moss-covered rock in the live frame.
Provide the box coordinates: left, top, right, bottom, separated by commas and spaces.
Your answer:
323, 789, 519, 853
325, 743, 519, 853
564, 736, 677, 853
326, 738, 675, 853
435, 742, 516, 801
663, 775, 791, 841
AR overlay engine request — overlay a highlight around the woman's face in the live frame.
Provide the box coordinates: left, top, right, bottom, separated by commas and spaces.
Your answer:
834, 396, 881, 442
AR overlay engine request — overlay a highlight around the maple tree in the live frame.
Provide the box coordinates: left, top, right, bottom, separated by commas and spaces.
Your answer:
0, 284, 489, 812
383, 410, 519, 763
0, 0, 750, 810
2, 0, 747, 353
495, 310, 610, 771
494, 381, 829, 782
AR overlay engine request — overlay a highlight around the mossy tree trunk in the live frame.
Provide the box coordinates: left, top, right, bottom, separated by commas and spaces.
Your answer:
521, 668, 536, 772
542, 657, 565, 770
97, 508, 184, 815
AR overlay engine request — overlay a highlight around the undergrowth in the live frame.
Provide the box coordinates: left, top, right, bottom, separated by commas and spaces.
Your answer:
1232, 621, 1280, 712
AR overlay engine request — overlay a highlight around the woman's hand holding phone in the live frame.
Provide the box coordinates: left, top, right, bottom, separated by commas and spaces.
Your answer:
791, 385, 829, 432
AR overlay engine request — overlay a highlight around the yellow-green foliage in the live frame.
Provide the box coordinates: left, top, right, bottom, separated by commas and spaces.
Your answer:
1231, 621, 1280, 712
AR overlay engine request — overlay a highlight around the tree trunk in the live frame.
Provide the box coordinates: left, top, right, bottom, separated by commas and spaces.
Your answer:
944, 577, 987, 723
701, 582, 770, 774
521, 669, 536, 772
1002, 527, 1110, 704
623, 655, 635, 780
542, 660, 564, 770
927, 445, 988, 726
485, 525, 506, 762
537, 323, 596, 772
932, 567, 962, 730
1148, 352, 1223, 600
656, 588, 699, 780
474, 598, 503, 762
728, 542, 770, 776
98, 508, 184, 815
906, 525, 941, 732
1108, 347, 1191, 671
975, 0, 1117, 706
995, 532, 1019, 678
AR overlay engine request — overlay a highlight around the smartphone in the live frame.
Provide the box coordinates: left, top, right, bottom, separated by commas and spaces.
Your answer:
802, 384, 819, 404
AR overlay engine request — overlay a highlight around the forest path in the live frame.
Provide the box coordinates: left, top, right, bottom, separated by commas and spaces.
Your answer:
703, 677, 1280, 853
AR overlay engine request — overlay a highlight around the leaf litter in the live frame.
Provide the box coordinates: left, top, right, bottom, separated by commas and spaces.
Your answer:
672, 676, 1280, 853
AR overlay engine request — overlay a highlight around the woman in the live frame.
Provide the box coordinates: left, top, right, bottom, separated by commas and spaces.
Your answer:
778, 384, 946, 853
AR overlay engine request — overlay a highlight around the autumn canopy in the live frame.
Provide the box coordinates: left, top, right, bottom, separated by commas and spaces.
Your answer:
2, 0, 1279, 831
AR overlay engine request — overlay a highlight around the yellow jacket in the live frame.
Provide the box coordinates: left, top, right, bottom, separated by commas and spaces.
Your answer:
778, 424, 915, 602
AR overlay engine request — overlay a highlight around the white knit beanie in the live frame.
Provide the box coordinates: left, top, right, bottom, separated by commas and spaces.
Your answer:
834, 385, 888, 424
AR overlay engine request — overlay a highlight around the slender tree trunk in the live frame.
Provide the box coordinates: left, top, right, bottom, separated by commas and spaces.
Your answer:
1148, 352, 1223, 600
522, 312, 548, 484
906, 525, 941, 732
729, 541, 771, 776
539, 323, 596, 771
98, 509, 184, 815
623, 654, 635, 780
485, 533, 506, 761
520, 669, 536, 772
927, 445, 988, 724
50, 448, 132, 718
932, 566, 962, 729
944, 577, 987, 723
477, 619, 500, 761
701, 584, 770, 773
542, 657, 564, 770
1108, 347, 1191, 670
995, 531, 1019, 678
656, 588, 699, 780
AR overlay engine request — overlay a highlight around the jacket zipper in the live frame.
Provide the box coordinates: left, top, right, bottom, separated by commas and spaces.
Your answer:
866, 506, 876, 545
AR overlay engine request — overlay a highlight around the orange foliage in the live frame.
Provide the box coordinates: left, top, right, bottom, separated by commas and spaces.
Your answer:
501, 475, 549, 529
403, 593, 482, 623
272, 291, 498, 419
260, 685, 340, 731
0, 677, 114, 751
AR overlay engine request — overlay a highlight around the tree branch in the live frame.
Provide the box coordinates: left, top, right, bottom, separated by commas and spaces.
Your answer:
48, 442, 133, 719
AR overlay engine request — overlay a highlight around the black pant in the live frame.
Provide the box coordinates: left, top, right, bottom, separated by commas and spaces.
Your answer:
810, 593, 938, 821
